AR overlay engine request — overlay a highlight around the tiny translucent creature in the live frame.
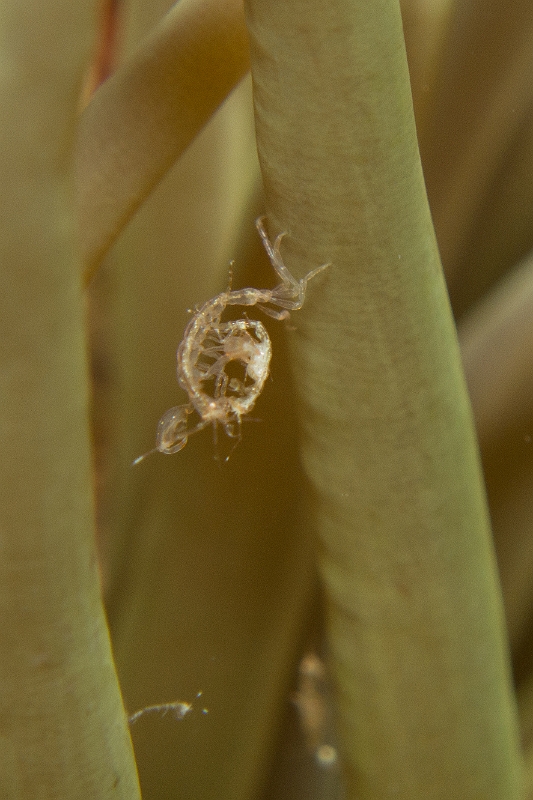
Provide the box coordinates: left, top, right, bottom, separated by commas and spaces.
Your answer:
134, 217, 328, 463
128, 691, 206, 724
292, 653, 338, 769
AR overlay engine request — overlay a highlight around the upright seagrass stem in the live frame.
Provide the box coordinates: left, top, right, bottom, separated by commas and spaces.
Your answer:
77, 0, 249, 281
0, 3, 140, 797
245, 0, 524, 797
98, 5, 314, 796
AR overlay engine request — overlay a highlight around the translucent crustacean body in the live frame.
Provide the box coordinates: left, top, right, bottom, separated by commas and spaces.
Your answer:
134, 217, 328, 463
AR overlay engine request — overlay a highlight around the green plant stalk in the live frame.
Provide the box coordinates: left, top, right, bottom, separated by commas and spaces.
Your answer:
0, 2, 140, 797
77, 0, 250, 282
419, 0, 533, 308
459, 252, 533, 661
245, 0, 523, 796
101, 84, 316, 799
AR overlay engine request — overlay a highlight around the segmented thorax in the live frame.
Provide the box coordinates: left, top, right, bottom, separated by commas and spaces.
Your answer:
178, 308, 272, 426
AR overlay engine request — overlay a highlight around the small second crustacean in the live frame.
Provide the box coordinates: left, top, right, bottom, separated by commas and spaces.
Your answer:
133, 217, 329, 463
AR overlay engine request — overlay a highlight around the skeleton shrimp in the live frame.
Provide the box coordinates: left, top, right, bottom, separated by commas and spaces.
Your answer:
133, 217, 329, 464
